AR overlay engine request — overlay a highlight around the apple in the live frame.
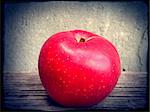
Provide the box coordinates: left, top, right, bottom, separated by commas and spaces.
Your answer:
38, 30, 121, 107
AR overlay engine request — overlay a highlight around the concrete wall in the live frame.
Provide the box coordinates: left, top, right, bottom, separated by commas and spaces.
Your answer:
4, 1, 148, 73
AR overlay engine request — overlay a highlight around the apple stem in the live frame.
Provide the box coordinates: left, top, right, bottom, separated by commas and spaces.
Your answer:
79, 38, 86, 42
75, 34, 86, 43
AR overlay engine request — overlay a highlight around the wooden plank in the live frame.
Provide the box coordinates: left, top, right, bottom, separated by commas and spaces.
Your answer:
3, 72, 148, 111
4, 87, 147, 97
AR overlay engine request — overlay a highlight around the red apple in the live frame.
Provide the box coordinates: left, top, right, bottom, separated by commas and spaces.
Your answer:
38, 30, 121, 107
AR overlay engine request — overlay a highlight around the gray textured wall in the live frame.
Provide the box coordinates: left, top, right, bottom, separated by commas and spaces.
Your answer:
4, 1, 148, 73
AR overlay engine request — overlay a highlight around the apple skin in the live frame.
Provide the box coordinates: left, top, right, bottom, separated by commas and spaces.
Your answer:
38, 30, 121, 107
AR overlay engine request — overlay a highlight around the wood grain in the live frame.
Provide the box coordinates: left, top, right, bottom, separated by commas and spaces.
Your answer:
3, 72, 148, 111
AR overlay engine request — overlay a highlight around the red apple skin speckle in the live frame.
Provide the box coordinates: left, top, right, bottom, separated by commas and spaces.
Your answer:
38, 30, 121, 107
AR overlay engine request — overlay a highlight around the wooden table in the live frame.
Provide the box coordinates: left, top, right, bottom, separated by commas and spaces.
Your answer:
3, 72, 148, 111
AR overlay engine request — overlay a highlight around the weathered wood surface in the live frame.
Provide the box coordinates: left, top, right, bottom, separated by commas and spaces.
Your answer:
3, 72, 148, 111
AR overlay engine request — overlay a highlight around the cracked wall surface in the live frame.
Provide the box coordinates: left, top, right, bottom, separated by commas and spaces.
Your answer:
4, 1, 148, 73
